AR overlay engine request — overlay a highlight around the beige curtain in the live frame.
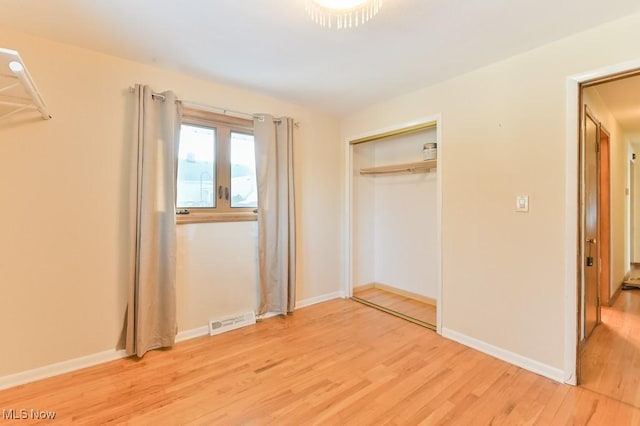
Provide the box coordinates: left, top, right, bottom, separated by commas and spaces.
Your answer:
254, 115, 296, 315
124, 85, 180, 357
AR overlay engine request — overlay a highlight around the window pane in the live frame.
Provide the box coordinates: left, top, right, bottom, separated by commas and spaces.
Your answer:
230, 132, 257, 208
177, 124, 216, 208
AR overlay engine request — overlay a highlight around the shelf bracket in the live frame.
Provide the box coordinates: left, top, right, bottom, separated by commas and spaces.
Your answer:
0, 48, 51, 121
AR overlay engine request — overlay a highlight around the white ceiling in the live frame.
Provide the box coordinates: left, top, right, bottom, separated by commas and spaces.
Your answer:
1, 0, 640, 116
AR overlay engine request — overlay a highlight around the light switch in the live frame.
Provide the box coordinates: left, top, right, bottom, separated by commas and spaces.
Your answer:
516, 195, 529, 213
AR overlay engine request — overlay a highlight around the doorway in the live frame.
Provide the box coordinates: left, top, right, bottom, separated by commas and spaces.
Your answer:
345, 116, 443, 333
574, 69, 640, 406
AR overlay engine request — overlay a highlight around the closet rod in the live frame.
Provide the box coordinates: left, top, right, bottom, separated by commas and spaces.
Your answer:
350, 121, 437, 145
359, 160, 436, 176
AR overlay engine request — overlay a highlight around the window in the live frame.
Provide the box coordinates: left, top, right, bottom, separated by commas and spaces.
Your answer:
176, 108, 257, 223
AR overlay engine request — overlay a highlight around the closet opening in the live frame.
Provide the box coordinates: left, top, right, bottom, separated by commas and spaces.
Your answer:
346, 117, 442, 331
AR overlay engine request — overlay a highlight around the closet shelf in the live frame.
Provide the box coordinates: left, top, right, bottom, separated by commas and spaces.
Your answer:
360, 160, 437, 176
0, 48, 51, 121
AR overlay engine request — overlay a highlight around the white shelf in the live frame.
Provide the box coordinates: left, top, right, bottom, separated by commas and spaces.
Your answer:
0, 48, 51, 121
359, 159, 437, 176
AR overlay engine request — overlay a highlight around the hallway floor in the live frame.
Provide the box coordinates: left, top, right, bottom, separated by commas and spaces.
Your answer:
580, 287, 640, 408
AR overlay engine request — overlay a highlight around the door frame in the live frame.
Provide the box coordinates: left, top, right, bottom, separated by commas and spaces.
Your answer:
343, 114, 443, 334
565, 60, 640, 385
631, 160, 636, 265
599, 126, 611, 307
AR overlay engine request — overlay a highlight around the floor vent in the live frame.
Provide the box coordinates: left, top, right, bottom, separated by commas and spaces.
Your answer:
209, 311, 256, 336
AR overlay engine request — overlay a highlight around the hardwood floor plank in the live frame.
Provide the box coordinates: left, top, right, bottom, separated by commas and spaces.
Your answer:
1, 298, 639, 424
580, 289, 640, 408
353, 287, 437, 326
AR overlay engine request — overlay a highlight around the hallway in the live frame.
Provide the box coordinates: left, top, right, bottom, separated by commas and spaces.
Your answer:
580, 288, 640, 407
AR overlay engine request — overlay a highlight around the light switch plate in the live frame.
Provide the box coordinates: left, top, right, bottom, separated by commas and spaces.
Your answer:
516, 195, 529, 212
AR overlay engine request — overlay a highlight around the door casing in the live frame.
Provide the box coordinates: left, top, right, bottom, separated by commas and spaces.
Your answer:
343, 115, 443, 334
599, 128, 611, 307
565, 61, 640, 385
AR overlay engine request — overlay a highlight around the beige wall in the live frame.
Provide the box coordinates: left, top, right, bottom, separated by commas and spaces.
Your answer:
0, 28, 343, 376
5, 9, 640, 383
582, 88, 632, 296
341, 13, 640, 371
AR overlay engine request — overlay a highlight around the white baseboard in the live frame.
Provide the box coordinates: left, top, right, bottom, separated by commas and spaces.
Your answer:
0, 348, 128, 391
0, 293, 347, 391
258, 291, 346, 319
258, 312, 281, 320
442, 327, 564, 383
296, 291, 345, 309
0, 325, 218, 391
175, 326, 209, 342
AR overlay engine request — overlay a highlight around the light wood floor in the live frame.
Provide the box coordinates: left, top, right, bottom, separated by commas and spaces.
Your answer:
353, 287, 436, 326
580, 288, 640, 408
1, 299, 640, 424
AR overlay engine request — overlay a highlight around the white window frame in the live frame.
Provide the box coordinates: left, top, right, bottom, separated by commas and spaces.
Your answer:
176, 107, 257, 224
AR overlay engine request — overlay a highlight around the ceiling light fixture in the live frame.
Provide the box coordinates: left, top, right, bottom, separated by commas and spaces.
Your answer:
306, 0, 383, 29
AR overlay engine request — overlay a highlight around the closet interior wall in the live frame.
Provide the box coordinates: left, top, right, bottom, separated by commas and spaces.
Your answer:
353, 128, 438, 301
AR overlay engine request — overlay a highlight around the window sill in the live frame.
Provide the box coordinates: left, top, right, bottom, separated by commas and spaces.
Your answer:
176, 211, 257, 224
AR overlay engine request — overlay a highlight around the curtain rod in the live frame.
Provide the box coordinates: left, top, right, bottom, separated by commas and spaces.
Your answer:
181, 100, 260, 121
128, 87, 253, 119
128, 86, 299, 127
182, 100, 301, 127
